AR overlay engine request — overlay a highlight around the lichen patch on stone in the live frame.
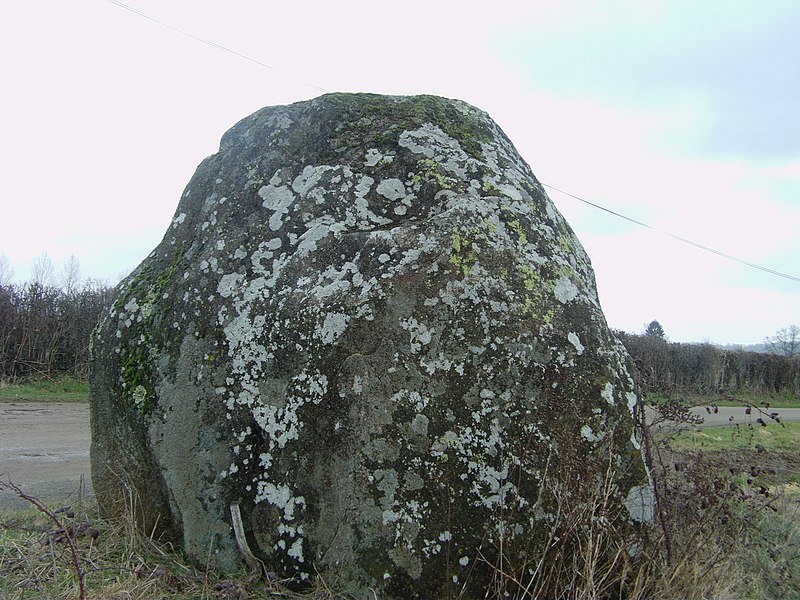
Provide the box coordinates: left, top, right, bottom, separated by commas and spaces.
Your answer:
89, 93, 648, 597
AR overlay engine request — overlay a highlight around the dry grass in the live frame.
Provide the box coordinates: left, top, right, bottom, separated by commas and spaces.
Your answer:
473, 458, 780, 600
3, 469, 797, 599
0, 480, 339, 599
2, 415, 799, 599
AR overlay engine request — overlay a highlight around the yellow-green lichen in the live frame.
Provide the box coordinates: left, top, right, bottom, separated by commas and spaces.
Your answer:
521, 265, 539, 292
120, 344, 155, 413
131, 385, 148, 411
449, 231, 478, 278
519, 265, 555, 324
412, 158, 456, 190
113, 252, 186, 414
558, 234, 577, 256
507, 219, 528, 246
481, 180, 502, 196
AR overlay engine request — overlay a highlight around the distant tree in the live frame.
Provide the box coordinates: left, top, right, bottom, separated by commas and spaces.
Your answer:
0, 254, 14, 287
765, 325, 800, 357
644, 320, 666, 340
30, 252, 55, 287
59, 254, 82, 296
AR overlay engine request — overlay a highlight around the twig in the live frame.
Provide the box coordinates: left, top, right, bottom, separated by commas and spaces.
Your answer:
0, 479, 86, 600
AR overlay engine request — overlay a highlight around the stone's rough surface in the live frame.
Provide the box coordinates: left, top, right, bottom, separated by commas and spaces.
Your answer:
90, 93, 648, 597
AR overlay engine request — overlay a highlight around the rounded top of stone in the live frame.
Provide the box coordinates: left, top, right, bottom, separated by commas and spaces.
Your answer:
219, 92, 499, 162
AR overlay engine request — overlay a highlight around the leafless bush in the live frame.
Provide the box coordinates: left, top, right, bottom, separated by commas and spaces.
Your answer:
636, 398, 791, 599
616, 330, 800, 396
0, 280, 112, 380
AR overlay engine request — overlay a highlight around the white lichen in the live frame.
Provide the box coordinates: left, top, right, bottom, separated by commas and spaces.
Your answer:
554, 275, 579, 304
258, 184, 296, 231
567, 332, 585, 355
623, 484, 655, 523
315, 312, 349, 345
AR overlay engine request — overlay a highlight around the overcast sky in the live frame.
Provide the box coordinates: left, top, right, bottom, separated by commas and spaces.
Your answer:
2, 1, 798, 344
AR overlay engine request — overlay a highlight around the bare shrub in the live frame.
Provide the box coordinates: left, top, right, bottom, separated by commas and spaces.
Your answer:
636, 394, 794, 600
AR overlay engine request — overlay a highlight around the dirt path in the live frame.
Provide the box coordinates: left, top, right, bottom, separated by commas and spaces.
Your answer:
0, 402, 91, 511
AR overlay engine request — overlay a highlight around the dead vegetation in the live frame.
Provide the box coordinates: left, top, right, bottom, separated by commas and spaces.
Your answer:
2, 396, 799, 599
0, 479, 329, 600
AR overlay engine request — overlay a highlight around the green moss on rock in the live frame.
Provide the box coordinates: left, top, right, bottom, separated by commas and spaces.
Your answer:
89, 93, 649, 599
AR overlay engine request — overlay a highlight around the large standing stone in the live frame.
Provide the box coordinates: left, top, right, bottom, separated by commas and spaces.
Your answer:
90, 93, 649, 598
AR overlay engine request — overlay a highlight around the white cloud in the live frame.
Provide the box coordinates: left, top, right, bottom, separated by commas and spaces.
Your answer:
495, 0, 800, 159
0, 1, 796, 343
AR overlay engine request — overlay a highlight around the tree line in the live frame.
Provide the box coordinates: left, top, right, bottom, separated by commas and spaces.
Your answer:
0, 254, 115, 381
1, 251, 798, 397
617, 327, 800, 397
0, 280, 113, 380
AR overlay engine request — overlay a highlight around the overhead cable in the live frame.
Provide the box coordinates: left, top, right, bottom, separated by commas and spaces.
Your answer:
543, 183, 800, 284
105, 0, 331, 93
107, 0, 799, 285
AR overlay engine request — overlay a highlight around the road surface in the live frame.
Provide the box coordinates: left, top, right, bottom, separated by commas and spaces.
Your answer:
0, 402, 92, 510
1, 402, 799, 510
649, 405, 800, 429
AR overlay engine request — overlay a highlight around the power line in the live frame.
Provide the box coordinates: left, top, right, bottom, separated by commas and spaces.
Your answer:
105, 0, 331, 94
543, 183, 800, 284
106, 1, 798, 285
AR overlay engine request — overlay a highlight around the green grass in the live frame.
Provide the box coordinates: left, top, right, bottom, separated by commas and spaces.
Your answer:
716, 390, 800, 409
0, 376, 88, 403
668, 420, 800, 452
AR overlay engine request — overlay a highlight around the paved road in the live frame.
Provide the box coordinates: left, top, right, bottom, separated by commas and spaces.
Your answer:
0, 402, 92, 510
648, 405, 800, 429
1, 402, 798, 510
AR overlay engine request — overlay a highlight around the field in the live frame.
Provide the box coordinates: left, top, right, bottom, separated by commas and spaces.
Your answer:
659, 421, 800, 597
671, 419, 800, 453
0, 376, 88, 403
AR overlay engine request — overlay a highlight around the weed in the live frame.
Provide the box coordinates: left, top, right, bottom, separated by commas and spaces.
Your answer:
641, 397, 800, 599
3, 395, 799, 598
0, 480, 343, 599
